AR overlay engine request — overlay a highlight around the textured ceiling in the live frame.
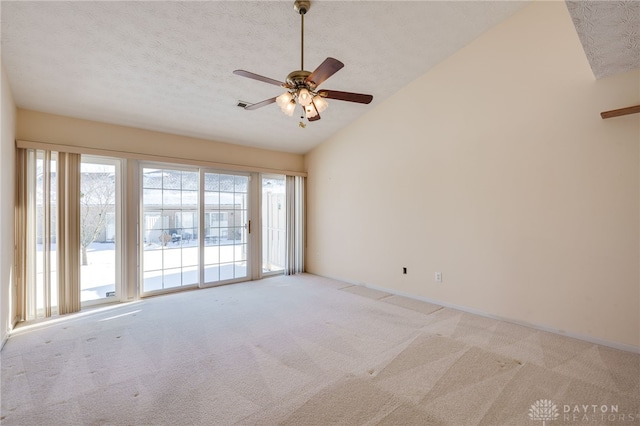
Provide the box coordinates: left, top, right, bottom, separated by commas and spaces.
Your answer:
566, 0, 640, 79
1, 1, 636, 155
1, 1, 529, 154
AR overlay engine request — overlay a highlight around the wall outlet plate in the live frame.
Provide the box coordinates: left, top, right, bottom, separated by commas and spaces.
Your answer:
435, 272, 442, 283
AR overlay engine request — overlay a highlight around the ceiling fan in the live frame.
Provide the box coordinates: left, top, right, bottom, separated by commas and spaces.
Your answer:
233, 0, 373, 124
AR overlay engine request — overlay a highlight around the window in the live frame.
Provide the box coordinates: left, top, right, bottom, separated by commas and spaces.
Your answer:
142, 167, 199, 293
80, 156, 122, 303
20, 149, 83, 318
203, 172, 249, 283
262, 175, 286, 273
16, 144, 305, 321
27, 150, 59, 318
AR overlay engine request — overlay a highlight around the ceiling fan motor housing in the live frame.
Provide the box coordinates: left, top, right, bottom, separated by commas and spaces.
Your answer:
286, 70, 313, 89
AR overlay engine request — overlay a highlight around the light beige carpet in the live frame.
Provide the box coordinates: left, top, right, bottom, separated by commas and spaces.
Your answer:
1, 274, 638, 425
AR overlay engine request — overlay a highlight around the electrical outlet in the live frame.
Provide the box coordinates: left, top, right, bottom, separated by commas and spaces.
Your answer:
435, 272, 442, 283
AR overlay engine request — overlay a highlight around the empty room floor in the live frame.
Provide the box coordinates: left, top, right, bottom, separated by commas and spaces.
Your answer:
1, 274, 638, 425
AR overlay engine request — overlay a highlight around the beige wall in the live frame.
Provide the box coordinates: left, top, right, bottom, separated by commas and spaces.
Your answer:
1, 65, 17, 346
17, 109, 305, 174
305, 1, 640, 350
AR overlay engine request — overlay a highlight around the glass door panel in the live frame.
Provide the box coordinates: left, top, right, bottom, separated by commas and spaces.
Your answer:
80, 157, 120, 303
262, 175, 286, 274
142, 167, 199, 293
204, 172, 249, 284
141, 167, 250, 294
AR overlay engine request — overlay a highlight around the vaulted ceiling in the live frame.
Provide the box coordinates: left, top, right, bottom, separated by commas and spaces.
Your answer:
566, 0, 640, 79
1, 1, 638, 155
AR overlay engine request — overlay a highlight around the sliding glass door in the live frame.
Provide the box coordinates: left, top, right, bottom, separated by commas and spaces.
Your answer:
141, 166, 250, 294
19, 151, 301, 319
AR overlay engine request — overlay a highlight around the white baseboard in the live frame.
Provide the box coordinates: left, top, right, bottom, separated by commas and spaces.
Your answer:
315, 273, 640, 354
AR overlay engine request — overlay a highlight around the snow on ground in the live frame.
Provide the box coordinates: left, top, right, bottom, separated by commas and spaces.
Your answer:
38, 240, 256, 304
141, 238, 248, 293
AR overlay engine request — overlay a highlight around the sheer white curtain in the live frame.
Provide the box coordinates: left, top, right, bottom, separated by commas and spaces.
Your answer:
285, 175, 304, 275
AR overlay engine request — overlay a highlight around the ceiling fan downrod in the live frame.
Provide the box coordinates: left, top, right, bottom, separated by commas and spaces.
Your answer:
294, 0, 310, 71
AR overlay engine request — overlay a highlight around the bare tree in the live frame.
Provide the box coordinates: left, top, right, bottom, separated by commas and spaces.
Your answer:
80, 170, 115, 265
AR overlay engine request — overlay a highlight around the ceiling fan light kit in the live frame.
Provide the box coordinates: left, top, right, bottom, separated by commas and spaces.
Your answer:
233, 0, 373, 125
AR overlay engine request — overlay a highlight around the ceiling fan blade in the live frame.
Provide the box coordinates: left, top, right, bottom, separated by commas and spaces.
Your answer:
319, 90, 373, 104
305, 58, 344, 88
244, 97, 277, 110
233, 70, 285, 87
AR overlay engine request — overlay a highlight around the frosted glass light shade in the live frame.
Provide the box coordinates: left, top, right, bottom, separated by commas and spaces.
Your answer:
312, 95, 328, 113
297, 88, 312, 106
276, 92, 293, 108
283, 100, 296, 117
